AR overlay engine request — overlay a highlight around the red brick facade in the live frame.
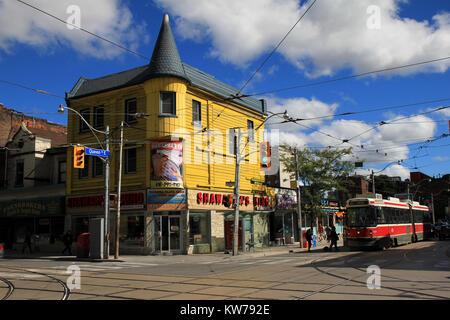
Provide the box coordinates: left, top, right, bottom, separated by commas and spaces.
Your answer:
0, 103, 66, 147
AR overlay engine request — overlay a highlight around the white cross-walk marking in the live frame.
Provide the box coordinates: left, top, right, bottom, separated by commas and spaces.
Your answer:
0, 272, 43, 279
45, 262, 159, 272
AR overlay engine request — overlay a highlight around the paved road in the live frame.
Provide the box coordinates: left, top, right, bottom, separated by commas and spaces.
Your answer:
0, 240, 449, 300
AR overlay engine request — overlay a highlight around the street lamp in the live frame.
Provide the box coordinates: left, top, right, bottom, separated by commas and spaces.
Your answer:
232, 110, 289, 256
58, 104, 111, 260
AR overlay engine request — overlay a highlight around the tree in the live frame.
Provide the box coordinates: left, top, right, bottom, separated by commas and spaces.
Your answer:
279, 146, 355, 227
372, 174, 400, 197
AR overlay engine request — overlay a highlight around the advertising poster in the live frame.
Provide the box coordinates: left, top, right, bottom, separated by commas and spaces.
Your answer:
150, 140, 183, 188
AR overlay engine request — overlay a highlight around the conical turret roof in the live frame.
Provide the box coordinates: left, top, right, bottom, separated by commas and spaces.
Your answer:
144, 14, 188, 81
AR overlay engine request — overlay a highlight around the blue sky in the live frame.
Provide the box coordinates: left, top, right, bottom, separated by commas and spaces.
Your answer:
0, 0, 449, 180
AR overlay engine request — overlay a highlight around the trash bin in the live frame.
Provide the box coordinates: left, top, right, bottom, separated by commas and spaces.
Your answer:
77, 233, 90, 258
0, 243, 4, 258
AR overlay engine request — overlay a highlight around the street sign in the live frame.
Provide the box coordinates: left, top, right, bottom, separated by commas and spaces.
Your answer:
85, 147, 110, 157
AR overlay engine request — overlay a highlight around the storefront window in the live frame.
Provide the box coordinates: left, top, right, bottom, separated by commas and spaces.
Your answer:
74, 217, 89, 239
120, 215, 144, 247
189, 212, 209, 245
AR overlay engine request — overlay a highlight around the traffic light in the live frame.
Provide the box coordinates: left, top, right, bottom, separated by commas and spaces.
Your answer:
260, 141, 271, 168
73, 146, 85, 169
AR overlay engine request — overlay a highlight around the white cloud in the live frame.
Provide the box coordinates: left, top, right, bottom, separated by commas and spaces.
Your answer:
433, 156, 450, 162
0, 0, 147, 59
356, 165, 410, 180
434, 106, 450, 118
266, 96, 338, 131
269, 101, 439, 172
156, 0, 450, 77
381, 165, 411, 180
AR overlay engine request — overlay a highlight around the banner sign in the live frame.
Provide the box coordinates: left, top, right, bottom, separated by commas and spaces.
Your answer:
0, 197, 65, 217
150, 140, 183, 188
147, 189, 186, 211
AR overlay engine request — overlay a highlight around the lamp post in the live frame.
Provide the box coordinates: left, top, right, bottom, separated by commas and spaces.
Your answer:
294, 150, 303, 249
232, 111, 290, 256
58, 104, 111, 259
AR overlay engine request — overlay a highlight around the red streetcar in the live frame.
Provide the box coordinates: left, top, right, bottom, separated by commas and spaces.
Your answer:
343, 194, 432, 250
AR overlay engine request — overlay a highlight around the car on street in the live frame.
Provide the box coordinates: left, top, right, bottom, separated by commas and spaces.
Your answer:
436, 222, 450, 240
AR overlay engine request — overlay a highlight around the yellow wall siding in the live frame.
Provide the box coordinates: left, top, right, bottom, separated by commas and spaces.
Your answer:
67, 76, 266, 196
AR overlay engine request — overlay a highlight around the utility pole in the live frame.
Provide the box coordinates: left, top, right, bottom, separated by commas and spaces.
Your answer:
295, 150, 303, 248
431, 193, 435, 225
371, 170, 375, 195
115, 121, 124, 260
233, 128, 241, 256
407, 183, 417, 242
104, 125, 110, 259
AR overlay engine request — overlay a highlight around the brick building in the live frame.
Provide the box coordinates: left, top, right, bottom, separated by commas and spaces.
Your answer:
0, 103, 67, 188
0, 104, 67, 252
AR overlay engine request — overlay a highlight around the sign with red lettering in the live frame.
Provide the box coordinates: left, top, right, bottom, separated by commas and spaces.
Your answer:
187, 190, 253, 211
253, 196, 275, 211
67, 191, 145, 212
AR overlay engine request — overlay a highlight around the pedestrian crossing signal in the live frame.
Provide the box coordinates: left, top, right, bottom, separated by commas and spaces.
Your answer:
260, 142, 271, 168
73, 146, 85, 169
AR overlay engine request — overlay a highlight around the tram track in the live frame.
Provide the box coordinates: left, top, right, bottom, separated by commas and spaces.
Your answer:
296, 242, 448, 300
0, 265, 70, 300
0, 277, 15, 300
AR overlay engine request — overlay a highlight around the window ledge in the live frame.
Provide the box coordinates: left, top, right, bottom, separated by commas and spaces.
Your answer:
158, 114, 178, 118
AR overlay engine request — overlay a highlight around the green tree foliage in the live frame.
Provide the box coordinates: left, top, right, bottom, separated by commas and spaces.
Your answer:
373, 174, 401, 197
279, 146, 355, 225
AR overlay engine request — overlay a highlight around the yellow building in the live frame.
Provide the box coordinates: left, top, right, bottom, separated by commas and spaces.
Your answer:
65, 14, 274, 254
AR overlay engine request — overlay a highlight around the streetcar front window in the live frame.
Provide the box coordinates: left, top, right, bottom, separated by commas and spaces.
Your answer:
346, 206, 376, 227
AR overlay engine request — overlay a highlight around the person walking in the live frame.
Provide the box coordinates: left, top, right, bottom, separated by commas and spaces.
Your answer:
330, 226, 339, 251
305, 229, 312, 252
325, 225, 331, 242
62, 230, 73, 255
22, 230, 33, 254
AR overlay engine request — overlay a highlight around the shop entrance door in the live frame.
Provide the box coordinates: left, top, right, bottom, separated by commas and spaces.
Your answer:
154, 215, 181, 253
225, 219, 243, 251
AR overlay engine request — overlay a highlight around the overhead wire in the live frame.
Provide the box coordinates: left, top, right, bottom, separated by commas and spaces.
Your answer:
270, 97, 450, 123
237, 0, 318, 95
240, 56, 450, 98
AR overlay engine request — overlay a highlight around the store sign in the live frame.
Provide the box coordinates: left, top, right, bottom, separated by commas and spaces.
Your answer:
197, 193, 250, 207
253, 196, 275, 211
67, 195, 114, 209
187, 190, 253, 211
275, 188, 297, 210
147, 189, 186, 211
112, 192, 145, 210
0, 197, 65, 217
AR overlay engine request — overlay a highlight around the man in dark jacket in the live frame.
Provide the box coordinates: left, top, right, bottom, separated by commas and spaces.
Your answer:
330, 226, 339, 251
22, 230, 33, 254
62, 230, 73, 255
305, 229, 312, 252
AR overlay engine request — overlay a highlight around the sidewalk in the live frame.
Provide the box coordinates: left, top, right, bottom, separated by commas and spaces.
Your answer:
1, 239, 344, 263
